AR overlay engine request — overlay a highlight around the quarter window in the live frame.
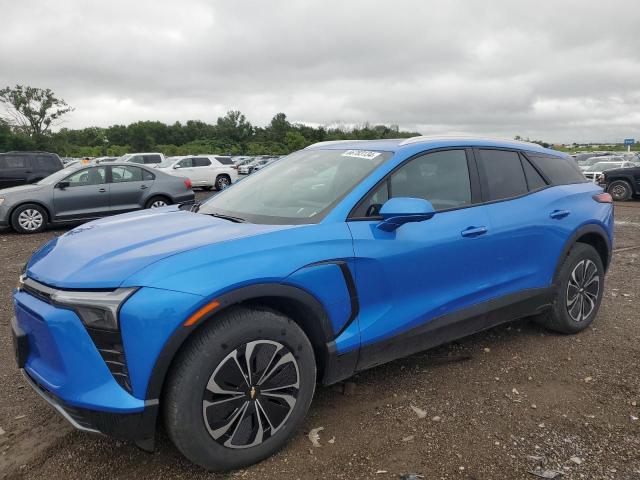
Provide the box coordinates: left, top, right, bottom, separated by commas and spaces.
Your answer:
527, 153, 587, 185
65, 167, 107, 186
520, 155, 547, 191
478, 149, 528, 201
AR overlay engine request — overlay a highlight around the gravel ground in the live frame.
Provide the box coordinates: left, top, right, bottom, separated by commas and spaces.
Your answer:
1, 198, 639, 480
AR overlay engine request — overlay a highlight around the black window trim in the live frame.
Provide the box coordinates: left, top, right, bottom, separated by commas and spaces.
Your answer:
347, 147, 482, 221
347, 146, 569, 221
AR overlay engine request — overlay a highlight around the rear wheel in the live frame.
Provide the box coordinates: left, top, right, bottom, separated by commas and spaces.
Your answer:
164, 307, 316, 471
145, 196, 171, 209
215, 175, 231, 191
534, 243, 604, 334
10, 203, 48, 234
607, 180, 632, 201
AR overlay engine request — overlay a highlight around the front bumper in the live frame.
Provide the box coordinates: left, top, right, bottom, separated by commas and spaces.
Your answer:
0, 204, 10, 225
21, 369, 157, 440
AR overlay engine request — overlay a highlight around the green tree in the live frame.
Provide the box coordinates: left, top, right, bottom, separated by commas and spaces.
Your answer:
0, 85, 74, 137
216, 110, 253, 147
268, 112, 291, 143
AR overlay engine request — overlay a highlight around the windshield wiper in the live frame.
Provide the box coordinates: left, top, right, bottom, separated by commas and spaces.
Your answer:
205, 212, 247, 223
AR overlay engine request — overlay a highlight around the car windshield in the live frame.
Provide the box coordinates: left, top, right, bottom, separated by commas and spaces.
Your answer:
199, 149, 391, 224
586, 162, 623, 172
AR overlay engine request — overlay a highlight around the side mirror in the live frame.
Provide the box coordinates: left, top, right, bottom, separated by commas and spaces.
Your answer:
173, 165, 180, 169
377, 197, 435, 232
56, 181, 70, 189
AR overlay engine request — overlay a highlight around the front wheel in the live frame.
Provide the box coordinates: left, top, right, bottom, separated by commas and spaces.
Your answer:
607, 180, 632, 201
10, 203, 48, 234
164, 307, 316, 471
534, 243, 604, 334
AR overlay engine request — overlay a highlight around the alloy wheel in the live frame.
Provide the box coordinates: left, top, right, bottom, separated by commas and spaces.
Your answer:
566, 259, 599, 322
202, 340, 300, 449
217, 177, 230, 189
18, 209, 44, 231
151, 200, 167, 208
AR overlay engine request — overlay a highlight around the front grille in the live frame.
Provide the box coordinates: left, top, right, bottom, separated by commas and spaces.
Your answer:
85, 327, 132, 392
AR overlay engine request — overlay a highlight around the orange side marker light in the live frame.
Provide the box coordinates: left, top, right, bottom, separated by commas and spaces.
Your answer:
183, 300, 220, 327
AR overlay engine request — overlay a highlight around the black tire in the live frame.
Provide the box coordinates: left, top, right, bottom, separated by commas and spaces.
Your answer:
607, 180, 633, 201
534, 243, 604, 334
215, 175, 231, 191
163, 307, 316, 471
10, 203, 48, 234
144, 195, 172, 209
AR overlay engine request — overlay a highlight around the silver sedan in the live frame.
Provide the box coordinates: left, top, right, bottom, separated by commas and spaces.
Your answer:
0, 163, 195, 234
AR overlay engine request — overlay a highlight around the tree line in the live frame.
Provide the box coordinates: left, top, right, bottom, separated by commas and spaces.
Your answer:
0, 85, 420, 157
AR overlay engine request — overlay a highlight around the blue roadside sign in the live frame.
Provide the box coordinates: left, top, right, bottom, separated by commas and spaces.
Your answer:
624, 138, 635, 145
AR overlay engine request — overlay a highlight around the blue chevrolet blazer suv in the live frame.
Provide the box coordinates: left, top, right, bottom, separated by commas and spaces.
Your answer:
11, 137, 613, 470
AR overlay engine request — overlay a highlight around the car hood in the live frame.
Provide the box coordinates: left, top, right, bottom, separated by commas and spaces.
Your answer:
26, 206, 292, 289
0, 184, 46, 195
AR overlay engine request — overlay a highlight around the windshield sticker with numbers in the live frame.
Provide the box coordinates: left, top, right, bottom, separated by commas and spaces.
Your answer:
341, 150, 382, 160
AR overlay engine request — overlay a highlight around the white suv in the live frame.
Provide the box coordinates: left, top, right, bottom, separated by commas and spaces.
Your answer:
116, 152, 166, 167
159, 155, 237, 190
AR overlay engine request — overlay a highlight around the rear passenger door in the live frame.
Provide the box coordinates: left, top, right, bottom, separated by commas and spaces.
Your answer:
475, 149, 567, 292
109, 165, 154, 212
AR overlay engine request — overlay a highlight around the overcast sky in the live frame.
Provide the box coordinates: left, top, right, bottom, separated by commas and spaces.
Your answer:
1, 0, 639, 143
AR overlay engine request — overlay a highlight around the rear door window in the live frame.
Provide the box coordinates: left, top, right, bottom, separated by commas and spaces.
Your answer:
527, 154, 587, 185
111, 166, 144, 183
477, 149, 528, 201
193, 157, 211, 167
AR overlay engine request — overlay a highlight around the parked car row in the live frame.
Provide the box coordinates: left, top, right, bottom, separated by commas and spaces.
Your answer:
0, 162, 195, 233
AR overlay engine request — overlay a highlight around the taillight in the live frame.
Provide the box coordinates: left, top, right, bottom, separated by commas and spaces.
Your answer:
592, 192, 612, 203
184, 178, 192, 189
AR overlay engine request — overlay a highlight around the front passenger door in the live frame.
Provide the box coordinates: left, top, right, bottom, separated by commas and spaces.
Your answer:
52, 167, 109, 220
348, 149, 496, 369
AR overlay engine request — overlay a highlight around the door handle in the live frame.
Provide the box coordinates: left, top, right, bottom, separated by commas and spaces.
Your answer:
98, 188, 107, 193
140, 185, 148, 189
549, 209, 570, 219
461, 226, 488, 237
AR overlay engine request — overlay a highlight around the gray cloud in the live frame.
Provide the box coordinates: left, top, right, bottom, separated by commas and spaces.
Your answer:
1, 0, 639, 143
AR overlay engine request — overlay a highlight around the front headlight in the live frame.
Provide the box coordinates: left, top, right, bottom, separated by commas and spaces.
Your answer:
50, 288, 137, 331
0, 197, 5, 206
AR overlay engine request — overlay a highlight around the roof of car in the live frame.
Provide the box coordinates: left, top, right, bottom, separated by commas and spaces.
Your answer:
305, 136, 560, 156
